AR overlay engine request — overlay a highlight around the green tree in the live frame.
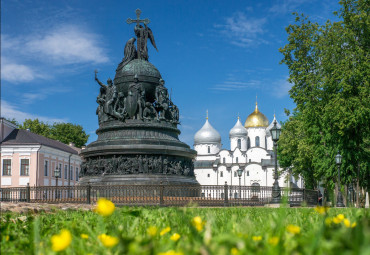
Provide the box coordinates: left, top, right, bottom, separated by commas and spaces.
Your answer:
50, 123, 89, 148
18, 119, 89, 148
278, 0, 369, 191
19, 119, 51, 138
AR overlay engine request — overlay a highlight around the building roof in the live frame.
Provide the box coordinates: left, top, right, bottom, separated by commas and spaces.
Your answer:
244, 102, 269, 128
229, 117, 248, 138
194, 118, 221, 145
1, 129, 79, 155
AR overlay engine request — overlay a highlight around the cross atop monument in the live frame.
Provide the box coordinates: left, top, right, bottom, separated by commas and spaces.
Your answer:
126, 9, 150, 26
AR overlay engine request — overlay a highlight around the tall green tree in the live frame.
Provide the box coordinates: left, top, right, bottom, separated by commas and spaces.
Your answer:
17, 119, 89, 148
50, 122, 89, 148
278, 0, 369, 190
19, 119, 51, 138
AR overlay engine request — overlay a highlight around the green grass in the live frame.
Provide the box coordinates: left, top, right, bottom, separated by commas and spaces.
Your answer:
1, 206, 369, 255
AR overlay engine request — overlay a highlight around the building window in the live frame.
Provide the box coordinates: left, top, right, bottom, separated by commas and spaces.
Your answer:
255, 136, 260, 147
223, 158, 225, 164
64, 165, 68, 179
20, 159, 29, 176
236, 157, 238, 163
249, 159, 251, 163
76, 168, 79, 181
207, 174, 210, 178
234, 171, 237, 177
247, 171, 249, 176
247, 137, 251, 149
2, 159, 11, 176
70, 166, 73, 180
59, 163, 62, 177
220, 171, 223, 177
44, 160, 48, 176
208, 146, 210, 153
265, 136, 267, 149
237, 139, 241, 149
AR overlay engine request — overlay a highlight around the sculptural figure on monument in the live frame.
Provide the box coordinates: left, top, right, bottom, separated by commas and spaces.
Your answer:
118, 37, 137, 69
113, 92, 126, 120
143, 102, 158, 120
155, 79, 170, 120
134, 24, 158, 61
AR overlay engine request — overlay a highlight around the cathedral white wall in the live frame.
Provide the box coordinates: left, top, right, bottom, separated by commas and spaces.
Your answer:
194, 143, 221, 155
230, 136, 247, 151
247, 127, 267, 149
246, 147, 270, 163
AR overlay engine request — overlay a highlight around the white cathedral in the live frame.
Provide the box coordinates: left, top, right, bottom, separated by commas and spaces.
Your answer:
193, 102, 303, 189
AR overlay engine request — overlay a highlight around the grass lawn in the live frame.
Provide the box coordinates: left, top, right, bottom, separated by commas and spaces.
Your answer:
1, 202, 369, 254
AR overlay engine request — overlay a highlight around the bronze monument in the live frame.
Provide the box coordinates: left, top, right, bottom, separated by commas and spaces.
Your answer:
79, 9, 198, 186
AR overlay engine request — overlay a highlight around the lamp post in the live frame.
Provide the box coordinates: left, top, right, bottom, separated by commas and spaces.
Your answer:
237, 169, 243, 199
335, 151, 345, 207
270, 120, 281, 204
54, 166, 61, 199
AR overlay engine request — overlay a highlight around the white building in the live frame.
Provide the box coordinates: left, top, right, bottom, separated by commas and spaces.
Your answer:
193, 103, 303, 190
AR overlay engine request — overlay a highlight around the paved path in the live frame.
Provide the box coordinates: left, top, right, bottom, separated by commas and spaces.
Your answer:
0, 202, 93, 214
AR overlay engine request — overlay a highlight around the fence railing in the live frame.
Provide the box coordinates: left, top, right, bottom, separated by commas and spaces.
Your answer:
0, 183, 319, 207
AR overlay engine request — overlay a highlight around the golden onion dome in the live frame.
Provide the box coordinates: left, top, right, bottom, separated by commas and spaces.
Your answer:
244, 102, 269, 128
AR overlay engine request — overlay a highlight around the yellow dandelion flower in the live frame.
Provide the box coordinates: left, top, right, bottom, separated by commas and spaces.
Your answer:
158, 250, 184, 255
231, 247, 239, 255
252, 236, 262, 241
286, 224, 300, 235
314, 206, 329, 215
351, 222, 357, 228
343, 219, 351, 228
80, 233, 89, 239
98, 234, 119, 248
170, 233, 181, 241
268, 236, 279, 246
160, 227, 171, 236
147, 226, 158, 237
325, 217, 333, 226
51, 229, 72, 252
191, 216, 205, 232
94, 198, 115, 217
5, 235, 9, 241
333, 214, 345, 224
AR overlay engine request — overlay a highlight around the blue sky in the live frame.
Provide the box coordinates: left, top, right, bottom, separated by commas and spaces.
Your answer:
1, 0, 340, 148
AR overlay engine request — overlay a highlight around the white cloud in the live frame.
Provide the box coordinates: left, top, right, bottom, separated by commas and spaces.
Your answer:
25, 25, 109, 64
1, 100, 67, 124
212, 80, 261, 91
216, 12, 268, 47
269, 0, 310, 15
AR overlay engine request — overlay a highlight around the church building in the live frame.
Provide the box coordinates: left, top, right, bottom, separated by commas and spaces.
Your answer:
193, 103, 303, 190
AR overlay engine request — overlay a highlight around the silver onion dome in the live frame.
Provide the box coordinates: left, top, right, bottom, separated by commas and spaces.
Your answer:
229, 117, 248, 138
266, 114, 281, 136
194, 119, 221, 145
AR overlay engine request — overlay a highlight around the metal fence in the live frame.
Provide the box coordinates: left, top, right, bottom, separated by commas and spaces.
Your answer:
0, 183, 319, 207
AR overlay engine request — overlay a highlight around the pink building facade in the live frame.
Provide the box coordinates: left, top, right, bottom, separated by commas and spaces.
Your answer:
0, 118, 82, 187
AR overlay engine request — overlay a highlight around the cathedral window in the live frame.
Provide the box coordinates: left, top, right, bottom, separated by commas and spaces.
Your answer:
223, 158, 225, 164
207, 174, 210, 178
255, 136, 260, 147
220, 171, 223, 177
236, 157, 238, 163
208, 146, 210, 153
265, 136, 267, 149
247, 171, 249, 176
247, 137, 251, 149
234, 171, 237, 177
237, 139, 241, 149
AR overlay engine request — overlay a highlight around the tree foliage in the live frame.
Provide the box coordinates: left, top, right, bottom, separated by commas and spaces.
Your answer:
278, 0, 369, 190
18, 119, 89, 148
